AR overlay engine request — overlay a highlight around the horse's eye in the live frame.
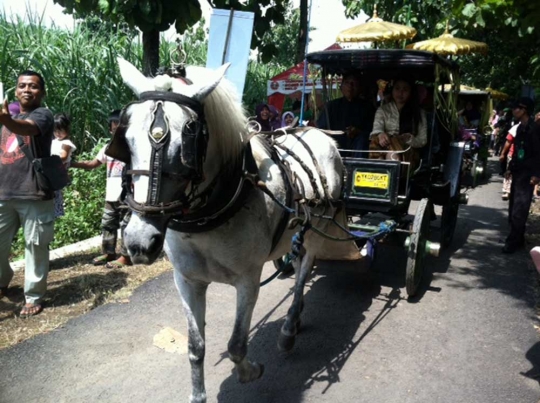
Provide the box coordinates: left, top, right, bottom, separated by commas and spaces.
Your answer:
184, 120, 201, 136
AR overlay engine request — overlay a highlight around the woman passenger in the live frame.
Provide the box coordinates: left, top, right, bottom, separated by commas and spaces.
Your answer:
369, 78, 427, 171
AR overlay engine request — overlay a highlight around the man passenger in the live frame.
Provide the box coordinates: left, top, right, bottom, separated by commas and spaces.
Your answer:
317, 72, 375, 153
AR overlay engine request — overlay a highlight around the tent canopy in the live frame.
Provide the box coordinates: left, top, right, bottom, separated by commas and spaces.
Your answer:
267, 43, 341, 111
267, 43, 342, 97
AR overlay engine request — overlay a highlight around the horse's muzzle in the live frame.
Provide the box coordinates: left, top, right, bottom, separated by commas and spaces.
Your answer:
124, 215, 167, 265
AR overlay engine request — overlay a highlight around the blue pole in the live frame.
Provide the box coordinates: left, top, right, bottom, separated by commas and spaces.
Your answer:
299, 0, 314, 126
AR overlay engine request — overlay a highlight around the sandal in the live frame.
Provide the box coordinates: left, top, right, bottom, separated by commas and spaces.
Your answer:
92, 254, 116, 266
20, 303, 43, 317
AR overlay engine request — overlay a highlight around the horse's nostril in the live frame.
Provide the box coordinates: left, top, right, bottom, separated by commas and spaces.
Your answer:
148, 234, 163, 255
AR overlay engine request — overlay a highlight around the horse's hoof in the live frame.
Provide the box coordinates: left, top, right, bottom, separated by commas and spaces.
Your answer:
189, 393, 207, 403
278, 332, 296, 352
238, 362, 264, 383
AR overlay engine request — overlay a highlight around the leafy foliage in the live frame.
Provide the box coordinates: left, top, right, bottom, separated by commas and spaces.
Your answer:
0, 11, 208, 153
54, 0, 291, 68
259, 3, 301, 67
341, 0, 540, 98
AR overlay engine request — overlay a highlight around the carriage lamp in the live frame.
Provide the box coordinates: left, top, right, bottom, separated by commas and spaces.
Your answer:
459, 193, 469, 205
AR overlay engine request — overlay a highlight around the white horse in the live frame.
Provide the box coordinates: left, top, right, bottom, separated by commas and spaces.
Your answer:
115, 58, 349, 403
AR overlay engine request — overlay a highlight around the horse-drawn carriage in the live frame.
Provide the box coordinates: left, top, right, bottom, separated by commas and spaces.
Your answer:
110, 50, 468, 402
294, 49, 469, 297
451, 85, 492, 187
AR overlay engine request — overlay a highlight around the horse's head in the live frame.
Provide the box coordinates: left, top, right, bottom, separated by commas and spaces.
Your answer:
112, 58, 247, 264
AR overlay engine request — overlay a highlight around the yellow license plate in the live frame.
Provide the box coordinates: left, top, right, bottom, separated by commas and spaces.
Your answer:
354, 172, 389, 189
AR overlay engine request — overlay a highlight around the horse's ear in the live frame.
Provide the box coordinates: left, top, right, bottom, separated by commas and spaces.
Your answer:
189, 63, 231, 102
117, 57, 153, 97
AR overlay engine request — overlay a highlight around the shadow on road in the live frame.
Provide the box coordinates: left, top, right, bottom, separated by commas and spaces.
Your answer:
215, 159, 540, 402
522, 341, 540, 385
216, 263, 395, 402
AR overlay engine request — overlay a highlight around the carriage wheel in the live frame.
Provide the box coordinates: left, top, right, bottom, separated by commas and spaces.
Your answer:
480, 158, 488, 180
440, 200, 459, 249
405, 198, 431, 297
471, 160, 479, 188
273, 256, 294, 276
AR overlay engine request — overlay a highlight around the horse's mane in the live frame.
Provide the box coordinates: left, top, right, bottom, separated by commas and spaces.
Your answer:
187, 66, 248, 164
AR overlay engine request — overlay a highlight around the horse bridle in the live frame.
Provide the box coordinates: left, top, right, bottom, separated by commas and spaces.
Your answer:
105, 91, 209, 216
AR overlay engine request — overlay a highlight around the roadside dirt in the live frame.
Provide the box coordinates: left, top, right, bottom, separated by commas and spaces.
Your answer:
0, 248, 171, 350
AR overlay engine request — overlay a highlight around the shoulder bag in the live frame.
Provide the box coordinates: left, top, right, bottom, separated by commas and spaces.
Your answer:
16, 135, 70, 191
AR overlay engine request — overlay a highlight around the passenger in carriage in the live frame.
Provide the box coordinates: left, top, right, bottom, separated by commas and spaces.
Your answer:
368, 78, 427, 172
316, 71, 375, 153
458, 100, 482, 128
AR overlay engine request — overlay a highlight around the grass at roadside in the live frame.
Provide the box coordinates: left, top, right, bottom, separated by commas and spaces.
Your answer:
0, 249, 171, 350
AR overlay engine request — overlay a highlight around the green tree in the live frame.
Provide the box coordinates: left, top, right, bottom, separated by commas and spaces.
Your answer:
54, 0, 290, 75
259, 2, 305, 67
341, 0, 540, 96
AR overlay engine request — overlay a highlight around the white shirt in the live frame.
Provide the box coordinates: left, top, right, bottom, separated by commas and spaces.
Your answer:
508, 123, 520, 138
51, 138, 77, 166
96, 145, 126, 202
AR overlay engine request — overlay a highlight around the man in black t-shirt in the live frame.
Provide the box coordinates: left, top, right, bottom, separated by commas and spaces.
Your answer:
0, 70, 54, 316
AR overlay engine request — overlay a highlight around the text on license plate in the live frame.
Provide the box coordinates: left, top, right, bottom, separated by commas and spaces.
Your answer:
354, 172, 389, 189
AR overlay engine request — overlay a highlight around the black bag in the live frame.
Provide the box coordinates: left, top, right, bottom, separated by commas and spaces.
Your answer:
16, 135, 70, 191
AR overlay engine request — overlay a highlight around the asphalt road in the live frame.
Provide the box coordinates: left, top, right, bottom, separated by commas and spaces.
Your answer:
1, 160, 540, 403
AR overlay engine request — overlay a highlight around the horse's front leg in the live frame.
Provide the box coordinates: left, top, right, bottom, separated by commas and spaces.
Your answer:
278, 250, 315, 352
175, 270, 209, 403
228, 274, 264, 383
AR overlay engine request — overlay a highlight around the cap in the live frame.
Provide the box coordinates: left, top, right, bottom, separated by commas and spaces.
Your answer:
512, 97, 535, 115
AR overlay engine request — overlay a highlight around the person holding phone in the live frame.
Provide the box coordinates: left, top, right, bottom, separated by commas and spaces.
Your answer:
0, 70, 54, 317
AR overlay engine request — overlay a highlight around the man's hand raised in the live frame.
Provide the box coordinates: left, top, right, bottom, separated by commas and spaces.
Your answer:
0, 99, 11, 125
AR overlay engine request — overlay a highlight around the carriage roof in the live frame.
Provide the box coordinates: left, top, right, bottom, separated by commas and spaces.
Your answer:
306, 49, 459, 82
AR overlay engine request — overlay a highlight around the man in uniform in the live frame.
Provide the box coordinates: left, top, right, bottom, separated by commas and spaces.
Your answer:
503, 97, 540, 253
0, 71, 54, 316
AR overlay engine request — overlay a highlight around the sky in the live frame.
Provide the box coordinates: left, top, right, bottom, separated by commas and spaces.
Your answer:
1, 0, 369, 52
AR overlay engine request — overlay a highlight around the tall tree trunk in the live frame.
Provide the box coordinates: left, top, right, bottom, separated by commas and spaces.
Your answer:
142, 29, 160, 76
296, 0, 308, 64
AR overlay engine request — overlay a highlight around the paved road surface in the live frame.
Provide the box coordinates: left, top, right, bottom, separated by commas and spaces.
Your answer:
2, 160, 540, 403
